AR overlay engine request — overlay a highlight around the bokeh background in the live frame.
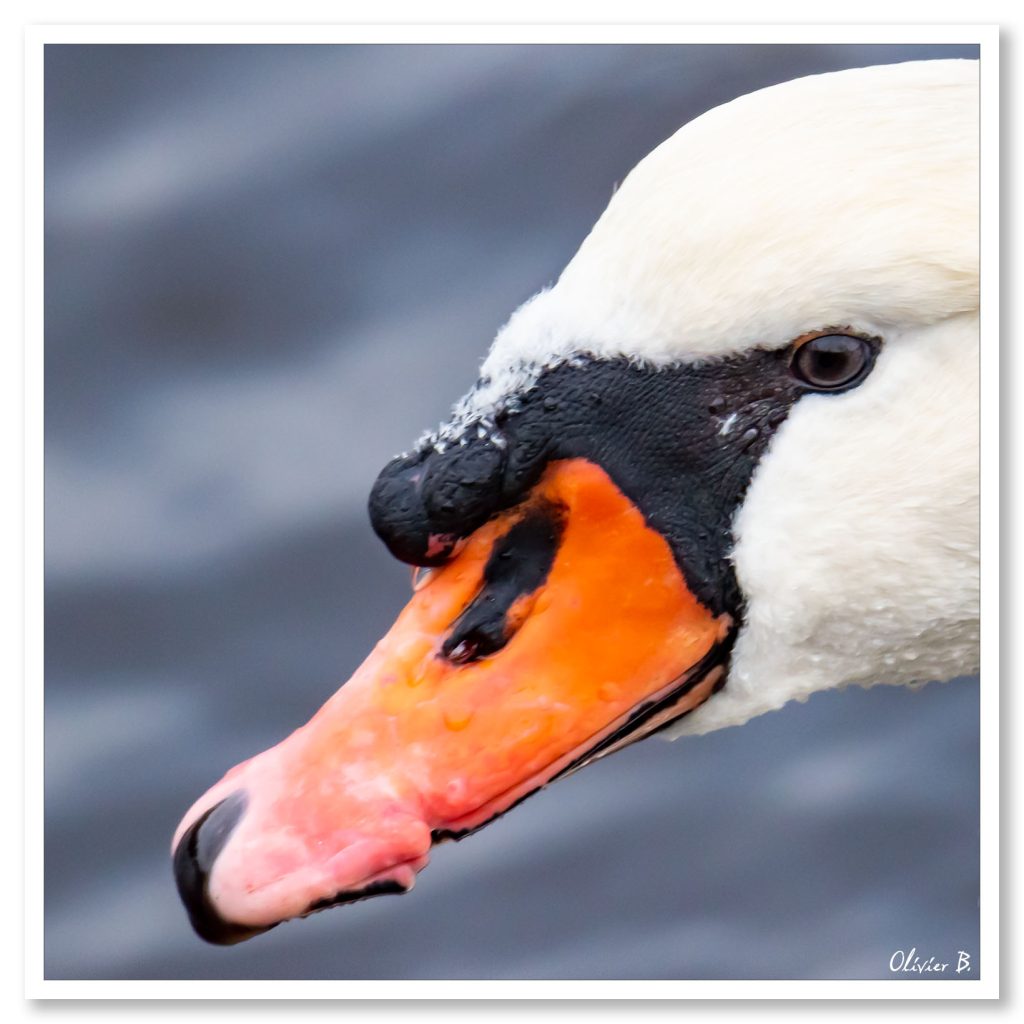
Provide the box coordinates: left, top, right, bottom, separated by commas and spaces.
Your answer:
44, 43, 980, 981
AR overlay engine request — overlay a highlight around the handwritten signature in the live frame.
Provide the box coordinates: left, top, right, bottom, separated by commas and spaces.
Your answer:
889, 948, 972, 975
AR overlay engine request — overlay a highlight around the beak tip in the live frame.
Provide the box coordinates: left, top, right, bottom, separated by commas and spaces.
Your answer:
173, 791, 271, 946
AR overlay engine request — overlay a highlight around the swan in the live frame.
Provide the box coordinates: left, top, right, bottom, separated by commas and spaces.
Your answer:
172, 58, 979, 945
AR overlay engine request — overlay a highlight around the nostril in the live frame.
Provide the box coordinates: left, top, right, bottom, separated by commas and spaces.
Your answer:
440, 501, 565, 665
172, 791, 271, 945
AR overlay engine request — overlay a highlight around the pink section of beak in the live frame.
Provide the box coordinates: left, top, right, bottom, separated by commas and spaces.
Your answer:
172, 714, 434, 934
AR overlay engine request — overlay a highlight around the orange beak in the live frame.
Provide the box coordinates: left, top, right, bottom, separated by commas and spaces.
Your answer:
172, 459, 732, 943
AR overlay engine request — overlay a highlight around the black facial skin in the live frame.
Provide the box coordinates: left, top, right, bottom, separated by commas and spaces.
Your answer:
370, 347, 848, 619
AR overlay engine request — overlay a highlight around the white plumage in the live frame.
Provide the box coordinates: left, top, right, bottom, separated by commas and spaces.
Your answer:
440, 59, 980, 734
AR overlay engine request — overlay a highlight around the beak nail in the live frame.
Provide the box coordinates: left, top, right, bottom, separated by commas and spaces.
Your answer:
172, 791, 270, 946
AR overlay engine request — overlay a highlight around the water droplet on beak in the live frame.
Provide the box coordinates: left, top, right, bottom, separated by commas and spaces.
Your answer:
443, 707, 474, 731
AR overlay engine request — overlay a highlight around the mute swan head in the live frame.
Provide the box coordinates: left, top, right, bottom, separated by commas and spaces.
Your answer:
172, 58, 979, 943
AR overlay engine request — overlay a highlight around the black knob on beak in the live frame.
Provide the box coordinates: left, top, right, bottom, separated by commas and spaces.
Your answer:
368, 436, 508, 566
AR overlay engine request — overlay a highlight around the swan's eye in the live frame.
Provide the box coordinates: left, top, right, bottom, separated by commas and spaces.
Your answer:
790, 333, 877, 391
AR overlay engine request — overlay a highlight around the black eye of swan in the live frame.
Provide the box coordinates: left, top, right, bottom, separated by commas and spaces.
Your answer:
790, 333, 879, 391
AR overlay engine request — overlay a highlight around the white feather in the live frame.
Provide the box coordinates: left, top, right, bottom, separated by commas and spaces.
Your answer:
438, 60, 981, 733
434, 59, 978, 437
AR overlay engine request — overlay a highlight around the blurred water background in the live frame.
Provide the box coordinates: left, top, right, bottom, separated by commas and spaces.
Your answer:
44, 42, 980, 981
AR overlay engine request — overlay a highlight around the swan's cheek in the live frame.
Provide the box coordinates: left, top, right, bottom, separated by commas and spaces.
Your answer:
172, 459, 732, 941
704, 315, 980, 733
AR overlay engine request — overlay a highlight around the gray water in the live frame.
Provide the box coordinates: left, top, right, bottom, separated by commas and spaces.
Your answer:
44, 42, 981, 982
